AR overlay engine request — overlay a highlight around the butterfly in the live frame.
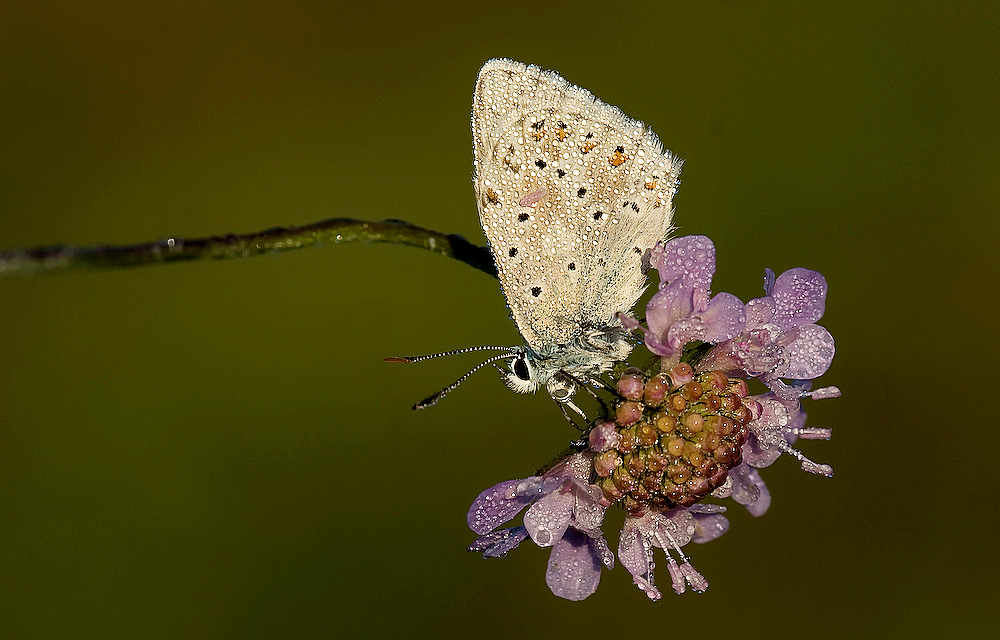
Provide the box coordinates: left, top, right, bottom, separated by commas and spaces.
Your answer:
391, 59, 681, 417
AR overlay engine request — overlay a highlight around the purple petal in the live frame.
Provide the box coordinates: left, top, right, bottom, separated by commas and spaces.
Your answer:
745, 296, 775, 329
545, 529, 604, 601
666, 292, 747, 349
665, 316, 704, 350
644, 330, 674, 357
731, 464, 771, 516
783, 324, 835, 380
743, 431, 783, 469
524, 490, 573, 547
653, 235, 717, 289
771, 268, 827, 332
570, 486, 606, 534
700, 292, 747, 343
617, 518, 653, 584
654, 510, 696, 548
742, 398, 790, 468
729, 463, 761, 506
687, 503, 727, 514
745, 469, 771, 517
467, 479, 532, 535
467, 526, 529, 558
517, 474, 568, 497
691, 513, 730, 543
646, 280, 694, 338
591, 535, 615, 570
560, 453, 595, 485
763, 267, 777, 296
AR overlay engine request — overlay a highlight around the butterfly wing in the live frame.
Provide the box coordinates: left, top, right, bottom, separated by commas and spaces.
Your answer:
472, 59, 681, 352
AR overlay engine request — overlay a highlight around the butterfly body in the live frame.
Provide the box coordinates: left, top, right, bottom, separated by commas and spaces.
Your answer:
471, 59, 681, 403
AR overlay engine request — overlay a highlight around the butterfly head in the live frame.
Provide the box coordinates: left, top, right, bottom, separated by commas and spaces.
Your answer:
500, 348, 577, 405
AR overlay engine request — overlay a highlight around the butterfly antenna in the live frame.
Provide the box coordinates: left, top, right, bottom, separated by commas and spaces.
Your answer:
409, 352, 519, 410
384, 345, 517, 363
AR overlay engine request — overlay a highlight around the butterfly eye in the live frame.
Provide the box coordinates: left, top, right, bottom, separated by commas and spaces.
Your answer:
513, 356, 531, 381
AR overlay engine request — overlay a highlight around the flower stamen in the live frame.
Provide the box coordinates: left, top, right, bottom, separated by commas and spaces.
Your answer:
775, 438, 834, 477
793, 426, 832, 440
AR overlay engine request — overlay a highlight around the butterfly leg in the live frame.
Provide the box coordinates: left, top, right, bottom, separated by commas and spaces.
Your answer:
588, 375, 623, 399
558, 401, 588, 431
561, 371, 611, 419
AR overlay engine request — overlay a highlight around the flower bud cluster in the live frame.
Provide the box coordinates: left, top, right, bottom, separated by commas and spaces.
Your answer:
591, 364, 754, 513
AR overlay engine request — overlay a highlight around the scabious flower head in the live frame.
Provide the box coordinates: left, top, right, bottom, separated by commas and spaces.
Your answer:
468, 235, 839, 601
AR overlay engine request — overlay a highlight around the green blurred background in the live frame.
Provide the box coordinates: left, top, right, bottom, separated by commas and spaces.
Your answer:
1, 1, 997, 638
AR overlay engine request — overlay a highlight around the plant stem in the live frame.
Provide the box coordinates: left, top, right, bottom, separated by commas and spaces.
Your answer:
0, 217, 498, 279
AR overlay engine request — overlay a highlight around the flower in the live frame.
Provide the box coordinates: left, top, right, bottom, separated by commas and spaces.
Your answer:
469, 365, 758, 601
721, 380, 839, 519
468, 236, 839, 601
698, 265, 836, 401
617, 503, 732, 599
621, 236, 746, 360
467, 453, 614, 601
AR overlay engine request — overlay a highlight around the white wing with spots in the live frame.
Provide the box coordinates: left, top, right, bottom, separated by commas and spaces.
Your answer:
472, 58, 681, 352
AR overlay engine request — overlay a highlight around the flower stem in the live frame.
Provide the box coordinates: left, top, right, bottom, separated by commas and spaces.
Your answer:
0, 217, 498, 279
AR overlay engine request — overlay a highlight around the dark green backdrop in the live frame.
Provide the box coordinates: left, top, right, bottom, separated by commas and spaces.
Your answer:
1, 1, 997, 638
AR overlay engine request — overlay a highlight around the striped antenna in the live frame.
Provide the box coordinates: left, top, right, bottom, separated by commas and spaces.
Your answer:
410, 351, 519, 410
384, 345, 517, 363
385, 345, 521, 410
